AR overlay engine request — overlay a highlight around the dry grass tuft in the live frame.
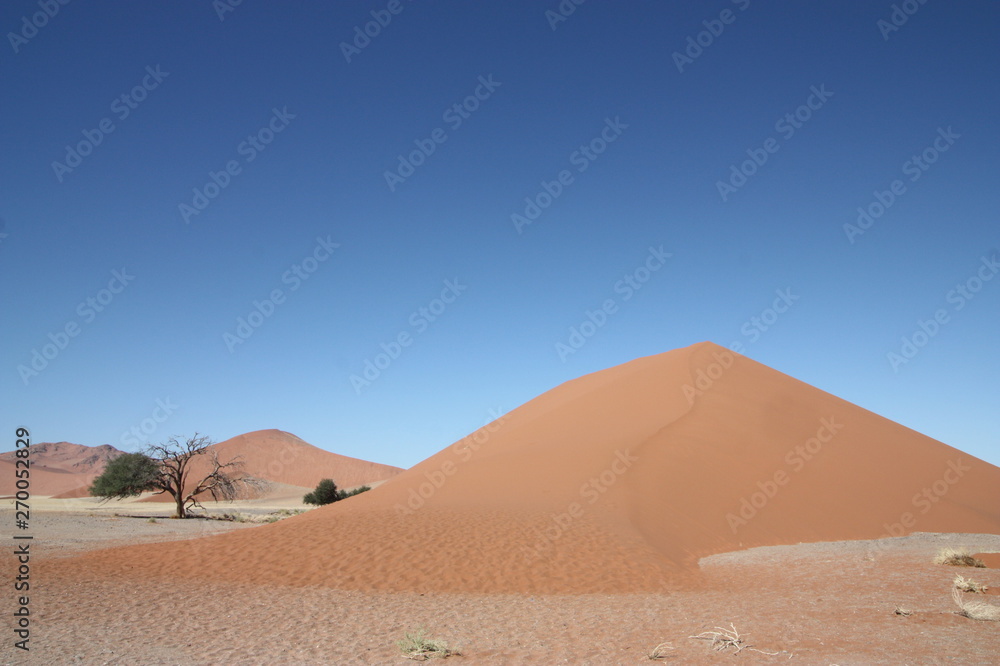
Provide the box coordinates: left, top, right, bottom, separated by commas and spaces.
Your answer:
934, 547, 986, 568
952, 587, 1000, 621
396, 628, 458, 660
953, 575, 988, 594
646, 641, 675, 660
689, 623, 778, 655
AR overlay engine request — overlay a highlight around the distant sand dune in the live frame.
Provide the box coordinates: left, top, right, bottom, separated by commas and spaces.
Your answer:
0, 441, 118, 498
0, 460, 101, 499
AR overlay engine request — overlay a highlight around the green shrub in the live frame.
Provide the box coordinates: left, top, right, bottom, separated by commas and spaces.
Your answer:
303, 479, 341, 505
303, 480, 372, 506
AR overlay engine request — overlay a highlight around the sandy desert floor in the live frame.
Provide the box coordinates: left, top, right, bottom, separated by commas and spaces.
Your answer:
4, 503, 999, 665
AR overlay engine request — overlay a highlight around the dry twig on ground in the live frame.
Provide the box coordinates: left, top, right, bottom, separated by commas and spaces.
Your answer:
647, 641, 675, 660
689, 623, 779, 655
953, 575, 988, 594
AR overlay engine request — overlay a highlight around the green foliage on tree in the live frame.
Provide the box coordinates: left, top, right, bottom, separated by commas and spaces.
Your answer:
303, 479, 371, 506
341, 485, 371, 499
303, 478, 340, 505
88, 452, 161, 498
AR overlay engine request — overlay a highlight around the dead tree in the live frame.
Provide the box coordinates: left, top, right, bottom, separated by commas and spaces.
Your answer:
144, 434, 268, 518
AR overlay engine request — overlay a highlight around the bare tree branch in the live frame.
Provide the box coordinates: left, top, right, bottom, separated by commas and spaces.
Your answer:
137, 433, 270, 518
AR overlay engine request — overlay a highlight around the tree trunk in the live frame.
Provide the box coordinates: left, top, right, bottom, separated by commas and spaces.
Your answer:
175, 493, 186, 519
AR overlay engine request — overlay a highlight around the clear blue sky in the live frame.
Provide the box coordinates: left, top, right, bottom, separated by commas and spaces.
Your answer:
2, 1, 997, 468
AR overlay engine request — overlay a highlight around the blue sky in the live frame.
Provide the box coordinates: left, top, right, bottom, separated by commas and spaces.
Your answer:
2, 1, 997, 468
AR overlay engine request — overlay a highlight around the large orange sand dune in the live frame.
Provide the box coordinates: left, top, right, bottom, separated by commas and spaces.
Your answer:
45, 342, 1000, 594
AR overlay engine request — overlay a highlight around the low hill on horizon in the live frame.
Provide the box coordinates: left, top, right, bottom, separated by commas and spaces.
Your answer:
0, 441, 122, 498
0, 440, 122, 474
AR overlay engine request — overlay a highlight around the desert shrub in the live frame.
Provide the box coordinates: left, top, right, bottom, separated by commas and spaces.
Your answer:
303, 480, 371, 505
934, 547, 986, 567
303, 479, 341, 505
396, 628, 457, 660
953, 587, 1000, 621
